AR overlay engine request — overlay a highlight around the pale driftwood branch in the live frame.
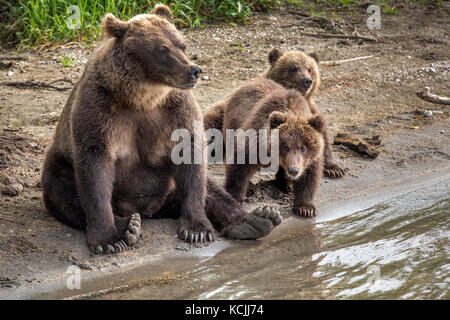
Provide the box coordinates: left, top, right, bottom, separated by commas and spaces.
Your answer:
320, 55, 375, 66
301, 31, 378, 42
416, 87, 450, 105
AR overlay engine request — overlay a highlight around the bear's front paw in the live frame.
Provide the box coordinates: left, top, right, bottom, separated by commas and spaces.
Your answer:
88, 213, 142, 254
293, 204, 317, 218
179, 215, 215, 244
324, 162, 346, 179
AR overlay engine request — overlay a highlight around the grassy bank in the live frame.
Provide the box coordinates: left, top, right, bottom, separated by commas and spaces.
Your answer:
0, 0, 441, 48
0, 0, 277, 48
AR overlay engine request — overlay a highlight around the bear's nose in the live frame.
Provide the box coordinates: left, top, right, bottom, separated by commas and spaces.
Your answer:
288, 167, 299, 176
188, 65, 202, 80
303, 78, 312, 88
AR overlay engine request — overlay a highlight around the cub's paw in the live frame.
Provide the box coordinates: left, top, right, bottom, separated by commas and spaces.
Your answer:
293, 204, 317, 218
324, 162, 346, 179
253, 206, 283, 226
224, 206, 282, 240
123, 213, 142, 248
179, 216, 215, 245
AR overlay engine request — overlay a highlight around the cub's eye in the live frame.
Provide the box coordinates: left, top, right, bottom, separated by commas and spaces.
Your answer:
289, 66, 298, 73
283, 145, 290, 152
307, 67, 312, 73
300, 145, 307, 153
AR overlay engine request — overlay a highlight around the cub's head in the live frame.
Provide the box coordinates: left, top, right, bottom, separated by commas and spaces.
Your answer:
266, 49, 320, 98
270, 111, 324, 180
102, 4, 201, 89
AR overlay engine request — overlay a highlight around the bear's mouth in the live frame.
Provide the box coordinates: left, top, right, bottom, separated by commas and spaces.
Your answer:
297, 87, 310, 94
287, 171, 303, 180
175, 80, 198, 89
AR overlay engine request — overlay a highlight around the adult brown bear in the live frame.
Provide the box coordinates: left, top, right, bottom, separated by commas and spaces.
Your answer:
41, 5, 281, 254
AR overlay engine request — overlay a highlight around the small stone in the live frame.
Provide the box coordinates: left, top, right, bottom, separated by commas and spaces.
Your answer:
202, 75, 210, 81
429, 68, 437, 73
424, 110, 433, 117
441, 130, 445, 134
7, 71, 14, 77
387, 120, 392, 124
1, 183, 23, 196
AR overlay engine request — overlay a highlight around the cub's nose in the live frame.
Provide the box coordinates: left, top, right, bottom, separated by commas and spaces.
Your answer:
188, 65, 202, 80
303, 77, 312, 88
288, 167, 299, 176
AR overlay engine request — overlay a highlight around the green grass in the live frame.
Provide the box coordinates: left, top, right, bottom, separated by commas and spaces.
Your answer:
58, 55, 76, 66
0, 0, 278, 48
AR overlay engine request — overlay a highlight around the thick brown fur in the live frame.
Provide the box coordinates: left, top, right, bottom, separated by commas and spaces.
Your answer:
204, 49, 345, 179
41, 6, 280, 254
224, 78, 325, 217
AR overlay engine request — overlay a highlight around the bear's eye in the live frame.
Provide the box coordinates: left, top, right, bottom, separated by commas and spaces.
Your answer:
160, 46, 170, 54
300, 145, 307, 153
307, 67, 312, 73
289, 66, 298, 73
283, 145, 290, 152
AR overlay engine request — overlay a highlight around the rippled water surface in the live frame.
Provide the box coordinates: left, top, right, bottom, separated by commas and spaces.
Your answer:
103, 178, 449, 300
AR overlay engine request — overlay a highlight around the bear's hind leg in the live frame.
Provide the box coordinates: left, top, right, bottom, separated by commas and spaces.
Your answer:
322, 127, 346, 179
42, 152, 86, 230
42, 152, 141, 253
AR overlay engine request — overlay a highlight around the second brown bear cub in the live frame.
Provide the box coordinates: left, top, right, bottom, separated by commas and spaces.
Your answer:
224, 79, 325, 217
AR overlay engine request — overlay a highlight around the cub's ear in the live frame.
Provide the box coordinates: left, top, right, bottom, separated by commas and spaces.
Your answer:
268, 48, 283, 65
308, 115, 325, 133
269, 111, 287, 129
153, 4, 174, 24
308, 51, 320, 63
102, 13, 128, 38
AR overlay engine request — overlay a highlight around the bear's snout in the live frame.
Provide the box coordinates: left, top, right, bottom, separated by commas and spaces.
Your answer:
303, 77, 312, 88
188, 65, 202, 80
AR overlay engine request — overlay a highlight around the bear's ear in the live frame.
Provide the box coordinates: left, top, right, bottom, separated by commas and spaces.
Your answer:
153, 4, 174, 24
268, 48, 283, 66
308, 115, 325, 132
308, 51, 320, 63
269, 111, 287, 129
102, 13, 128, 38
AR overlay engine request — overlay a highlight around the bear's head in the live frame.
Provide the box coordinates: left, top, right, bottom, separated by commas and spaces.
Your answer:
265, 49, 320, 99
101, 4, 202, 89
270, 111, 324, 180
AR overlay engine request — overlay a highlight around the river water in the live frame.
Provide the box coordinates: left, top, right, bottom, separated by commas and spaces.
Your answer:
98, 175, 449, 300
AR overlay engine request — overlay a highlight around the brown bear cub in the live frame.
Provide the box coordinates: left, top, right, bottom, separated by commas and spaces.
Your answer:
41, 5, 281, 254
204, 48, 345, 179
224, 78, 325, 217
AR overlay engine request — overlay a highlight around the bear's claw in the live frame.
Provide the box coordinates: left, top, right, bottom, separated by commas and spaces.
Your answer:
324, 163, 346, 179
178, 216, 215, 245
293, 204, 317, 218
91, 213, 141, 254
